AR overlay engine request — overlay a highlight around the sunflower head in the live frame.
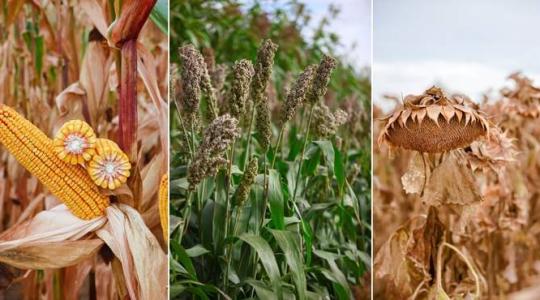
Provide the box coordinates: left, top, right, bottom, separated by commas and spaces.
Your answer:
501, 72, 540, 118
378, 87, 489, 153
54, 120, 97, 164
88, 139, 131, 190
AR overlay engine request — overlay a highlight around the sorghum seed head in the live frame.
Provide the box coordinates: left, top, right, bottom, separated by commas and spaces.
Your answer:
212, 64, 228, 93
308, 55, 337, 104
378, 86, 490, 153
234, 157, 258, 206
312, 103, 348, 138
250, 39, 278, 105
179, 44, 204, 114
187, 114, 240, 189
199, 57, 219, 121
229, 59, 254, 119
256, 95, 272, 151
282, 64, 317, 123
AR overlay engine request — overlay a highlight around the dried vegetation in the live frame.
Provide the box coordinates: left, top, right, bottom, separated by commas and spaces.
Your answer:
0, 1, 168, 298
374, 75, 540, 299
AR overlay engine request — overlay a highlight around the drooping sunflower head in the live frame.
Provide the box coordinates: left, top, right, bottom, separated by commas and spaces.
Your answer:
501, 72, 540, 118
53, 120, 97, 164
88, 139, 131, 190
378, 86, 490, 153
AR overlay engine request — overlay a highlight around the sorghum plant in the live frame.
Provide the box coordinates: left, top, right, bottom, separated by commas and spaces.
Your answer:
170, 39, 370, 299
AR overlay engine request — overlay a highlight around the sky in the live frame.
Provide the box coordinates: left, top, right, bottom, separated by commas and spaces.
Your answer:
374, 0, 540, 110
306, 0, 371, 68
253, 0, 371, 69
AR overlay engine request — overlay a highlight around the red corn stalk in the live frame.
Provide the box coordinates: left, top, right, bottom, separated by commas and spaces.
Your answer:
108, 0, 156, 158
108, 0, 157, 49
118, 39, 138, 158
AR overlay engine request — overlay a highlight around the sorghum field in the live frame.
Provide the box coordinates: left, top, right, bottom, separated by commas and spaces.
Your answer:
374, 75, 540, 299
0, 1, 168, 298
170, 1, 371, 299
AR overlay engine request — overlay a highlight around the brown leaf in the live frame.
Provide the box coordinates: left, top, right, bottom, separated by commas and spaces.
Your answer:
80, 34, 113, 127
96, 204, 167, 299
0, 239, 103, 270
54, 82, 87, 131
401, 152, 427, 194
80, 0, 109, 37
422, 152, 481, 206
0, 204, 106, 251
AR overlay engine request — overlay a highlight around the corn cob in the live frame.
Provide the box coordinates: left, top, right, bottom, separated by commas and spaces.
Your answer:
88, 139, 131, 190
159, 174, 168, 241
0, 105, 109, 219
53, 120, 97, 164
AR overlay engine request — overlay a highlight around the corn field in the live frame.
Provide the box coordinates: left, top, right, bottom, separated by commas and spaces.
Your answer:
0, 1, 168, 298
374, 75, 540, 299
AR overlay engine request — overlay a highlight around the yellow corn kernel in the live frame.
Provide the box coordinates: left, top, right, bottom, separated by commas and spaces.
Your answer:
87, 138, 131, 190
53, 119, 97, 165
159, 174, 168, 241
0, 105, 109, 220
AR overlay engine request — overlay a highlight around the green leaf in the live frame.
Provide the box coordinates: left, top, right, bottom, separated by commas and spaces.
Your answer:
171, 178, 189, 191
270, 230, 307, 300
200, 201, 214, 249
171, 241, 197, 280
170, 284, 185, 298
239, 234, 283, 299
150, 0, 168, 34
302, 220, 314, 266
246, 279, 278, 300
268, 169, 285, 230
313, 250, 351, 299
34, 36, 44, 74
186, 245, 210, 257
314, 141, 335, 176
303, 146, 321, 176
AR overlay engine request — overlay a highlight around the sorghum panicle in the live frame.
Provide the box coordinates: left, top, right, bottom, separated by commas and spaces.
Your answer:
179, 45, 203, 114
308, 55, 337, 104
187, 114, 240, 188
212, 64, 228, 93
229, 59, 254, 119
256, 95, 272, 150
250, 39, 278, 105
312, 103, 349, 138
200, 59, 219, 121
234, 157, 258, 206
282, 64, 317, 123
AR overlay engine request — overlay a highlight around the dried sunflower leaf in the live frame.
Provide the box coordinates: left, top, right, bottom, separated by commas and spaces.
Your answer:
401, 152, 426, 194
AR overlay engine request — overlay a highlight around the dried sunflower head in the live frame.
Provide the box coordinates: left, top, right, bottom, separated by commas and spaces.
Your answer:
88, 138, 131, 190
378, 86, 490, 153
54, 120, 97, 164
501, 72, 540, 118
